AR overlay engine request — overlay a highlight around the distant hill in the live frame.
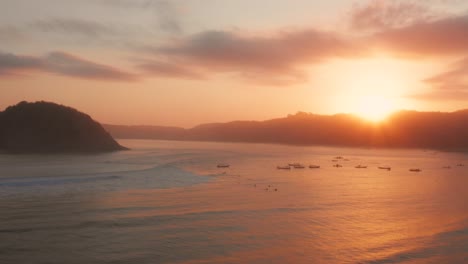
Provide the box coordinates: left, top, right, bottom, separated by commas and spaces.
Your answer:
105, 110, 468, 151
0, 101, 127, 153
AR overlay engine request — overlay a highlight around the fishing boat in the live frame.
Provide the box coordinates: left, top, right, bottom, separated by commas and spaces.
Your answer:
277, 165, 291, 170
309, 165, 320, 169
293, 164, 305, 169
378, 166, 391, 170
333, 164, 343, 168
217, 164, 230, 168
409, 168, 421, 172
355, 165, 367, 169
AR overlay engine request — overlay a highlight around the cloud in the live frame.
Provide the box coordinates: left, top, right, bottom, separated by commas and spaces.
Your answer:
44, 52, 137, 81
410, 57, 468, 101
356, 6, 468, 101
349, 0, 435, 31
0, 25, 26, 44
0, 19, 132, 49
0, 51, 136, 81
97, 0, 182, 34
32, 18, 116, 38
152, 0, 183, 34
372, 14, 468, 56
146, 29, 361, 85
4, 0, 467, 87
0, 52, 43, 76
137, 60, 204, 79
424, 57, 468, 89
410, 90, 468, 101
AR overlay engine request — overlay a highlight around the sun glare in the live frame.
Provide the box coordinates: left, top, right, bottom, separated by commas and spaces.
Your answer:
354, 95, 396, 122
323, 57, 413, 122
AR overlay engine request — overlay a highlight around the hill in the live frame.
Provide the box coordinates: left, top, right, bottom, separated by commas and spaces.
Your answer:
104, 110, 468, 150
0, 101, 127, 153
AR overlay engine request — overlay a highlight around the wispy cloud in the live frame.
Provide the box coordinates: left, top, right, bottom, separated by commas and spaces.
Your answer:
425, 57, 468, 89
349, 0, 437, 31
153, 0, 183, 34
137, 60, 204, 79
44, 52, 137, 81
410, 57, 468, 101
0, 25, 26, 44
355, 5, 468, 101
32, 18, 116, 38
0, 51, 137, 81
372, 14, 468, 56
144, 29, 361, 85
409, 90, 468, 101
97, 0, 183, 34
0, 52, 43, 76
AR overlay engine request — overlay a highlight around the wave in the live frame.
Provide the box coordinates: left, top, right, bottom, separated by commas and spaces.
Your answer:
0, 175, 120, 188
363, 221, 468, 263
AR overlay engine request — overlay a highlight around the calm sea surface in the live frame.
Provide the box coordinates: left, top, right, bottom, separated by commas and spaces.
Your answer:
1, 140, 467, 263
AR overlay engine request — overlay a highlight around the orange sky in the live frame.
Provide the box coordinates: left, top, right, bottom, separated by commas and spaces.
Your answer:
1, 0, 468, 127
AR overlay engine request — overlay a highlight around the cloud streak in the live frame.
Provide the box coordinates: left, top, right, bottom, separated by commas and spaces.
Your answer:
0, 51, 136, 81
44, 52, 137, 81
425, 57, 468, 89
32, 18, 116, 38
349, 0, 436, 31
348, 3, 468, 101
97, 0, 183, 34
0, 52, 43, 76
137, 60, 203, 79
410, 90, 468, 101
372, 14, 468, 56
410, 57, 468, 101
145, 29, 361, 84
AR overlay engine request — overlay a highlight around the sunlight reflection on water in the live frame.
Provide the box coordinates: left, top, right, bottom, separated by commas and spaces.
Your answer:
0, 140, 467, 263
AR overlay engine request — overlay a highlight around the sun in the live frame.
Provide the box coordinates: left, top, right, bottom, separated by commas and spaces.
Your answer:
354, 95, 396, 122
325, 57, 410, 122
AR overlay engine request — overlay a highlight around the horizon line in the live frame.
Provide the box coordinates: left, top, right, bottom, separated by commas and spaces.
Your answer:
102, 108, 468, 129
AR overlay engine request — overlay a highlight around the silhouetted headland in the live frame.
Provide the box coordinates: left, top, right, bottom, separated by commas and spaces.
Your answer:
0, 101, 127, 153
105, 110, 468, 151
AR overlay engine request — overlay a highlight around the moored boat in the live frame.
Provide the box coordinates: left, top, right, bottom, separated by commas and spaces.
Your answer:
355, 165, 367, 169
409, 168, 421, 172
277, 165, 291, 170
378, 166, 391, 170
309, 165, 320, 169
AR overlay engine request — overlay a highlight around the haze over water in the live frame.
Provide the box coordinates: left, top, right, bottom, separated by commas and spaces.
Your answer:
1, 139, 467, 263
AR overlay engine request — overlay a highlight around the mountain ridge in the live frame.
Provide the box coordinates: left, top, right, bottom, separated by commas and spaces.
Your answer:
104, 109, 468, 151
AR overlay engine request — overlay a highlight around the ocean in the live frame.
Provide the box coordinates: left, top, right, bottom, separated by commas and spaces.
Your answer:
1, 139, 467, 263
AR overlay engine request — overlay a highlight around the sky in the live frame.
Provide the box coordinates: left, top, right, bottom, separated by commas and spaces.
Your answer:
1, 0, 468, 127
